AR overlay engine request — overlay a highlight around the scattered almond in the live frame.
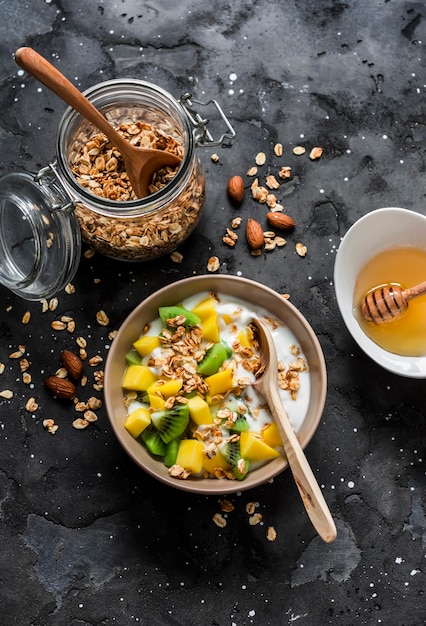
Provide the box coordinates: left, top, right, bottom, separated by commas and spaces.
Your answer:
227, 175, 245, 206
266, 212, 296, 230
61, 350, 83, 379
44, 376, 77, 400
246, 218, 264, 250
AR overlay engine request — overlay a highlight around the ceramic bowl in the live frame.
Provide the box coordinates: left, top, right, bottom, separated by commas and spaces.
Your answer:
334, 207, 426, 378
104, 275, 327, 493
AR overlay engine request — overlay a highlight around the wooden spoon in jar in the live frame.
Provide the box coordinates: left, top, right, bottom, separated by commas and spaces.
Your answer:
251, 318, 337, 543
361, 280, 426, 324
14, 47, 182, 199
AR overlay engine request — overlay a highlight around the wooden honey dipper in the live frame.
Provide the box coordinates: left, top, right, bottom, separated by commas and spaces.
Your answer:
361, 280, 426, 324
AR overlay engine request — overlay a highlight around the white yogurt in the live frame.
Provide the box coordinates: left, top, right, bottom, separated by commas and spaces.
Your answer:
128, 291, 310, 435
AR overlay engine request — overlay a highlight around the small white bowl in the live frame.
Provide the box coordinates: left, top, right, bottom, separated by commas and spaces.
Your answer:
334, 207, 426, 378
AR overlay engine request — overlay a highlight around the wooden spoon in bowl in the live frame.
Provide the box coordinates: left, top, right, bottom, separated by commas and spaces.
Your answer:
251, 318, 337, 543
14, 47, 182, 199
361, 280, 426, 324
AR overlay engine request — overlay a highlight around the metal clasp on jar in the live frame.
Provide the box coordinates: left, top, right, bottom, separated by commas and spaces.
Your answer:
35, 161, 76, 214
180, 93, 236, 147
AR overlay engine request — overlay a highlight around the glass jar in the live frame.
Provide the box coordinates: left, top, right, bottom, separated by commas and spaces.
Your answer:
0, 79, 235, 299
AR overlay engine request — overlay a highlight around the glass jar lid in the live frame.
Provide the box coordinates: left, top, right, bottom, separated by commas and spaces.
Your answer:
0, 167, 81, 300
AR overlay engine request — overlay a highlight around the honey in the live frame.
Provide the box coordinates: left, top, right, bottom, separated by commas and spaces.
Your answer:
353, 246, 426, 357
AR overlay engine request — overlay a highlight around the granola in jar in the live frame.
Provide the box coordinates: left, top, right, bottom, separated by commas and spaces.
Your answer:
56, 79, 206, 261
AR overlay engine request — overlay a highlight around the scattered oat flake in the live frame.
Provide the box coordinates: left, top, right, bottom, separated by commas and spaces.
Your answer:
22, 311, 31, 324
275, 236, 287, 247
49, 297, 59, 312
255, 152, 266, 166
211, 153, 219, 163
293, 146, 306, 155
309, 146, 323, 160
207, 256, 220, 272
9, 346, 25, 358
0, 390, 13, 399
84, 248, 95, 259
65, 283, 76, 294
249, 513, 263, 526
247, 166, 258, 176
278, 166, 292, 179
76, 336, 87, 348
73, 418, 89, 430
246, 501, 257, 515
51, 320, 66, 331
266, 175, 280, 190
96, 310, 110, 326
267, 526, 277, 541
274, 143, 283, 156
220, 499, 235, 513
296, 242, 307, 257
89, 355, 103, 366
25, 397, 38, 412
212, 513, 227, 528
0, 363, 4, 374
170, 251, 183, 263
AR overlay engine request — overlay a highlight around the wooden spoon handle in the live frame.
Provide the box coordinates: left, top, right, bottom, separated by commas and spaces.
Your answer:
14, 47, 130, 155
402, 280, 426, 302
268, 384, 337, 543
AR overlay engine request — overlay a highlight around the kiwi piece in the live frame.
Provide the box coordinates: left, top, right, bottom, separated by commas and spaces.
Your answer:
221, 440, 249, 480
125, 349, 142, 365
139, 424, 167, 457
151, 404, 190, 444
164, 437, 180, 467
159, 306, 201, 329
230, 415, 249, 433
196, 342, 227, 376
221, 340, 233, 358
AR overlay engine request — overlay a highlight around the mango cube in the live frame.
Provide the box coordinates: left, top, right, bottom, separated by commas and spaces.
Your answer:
192, 298, 220, 342
133, 335, 161, 357
175, 439, 204, 474
147, 378, 183, 398
122, 364, 157, 391
205, 368, 233, 396
187, 395, 213, 426
201, 315, 220, 343
236, 328, 252, 349
124, 407, 151, 438
239, 431, 280, 461
221, 313, 233, 325
147, 393, 166, 410
261, 423, 283, 448
191, 297, 217, 320
202, 451, 231, 476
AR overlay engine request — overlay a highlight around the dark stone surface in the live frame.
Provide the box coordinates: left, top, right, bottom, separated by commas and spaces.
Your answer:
0, 1, 424, 625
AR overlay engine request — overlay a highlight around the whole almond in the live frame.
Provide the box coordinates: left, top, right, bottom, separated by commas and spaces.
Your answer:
61, 349, 83, 379
266, 212, 296, 230
44, 376, 77, 400
227, 175, 244, 206
246, 218, 264, 250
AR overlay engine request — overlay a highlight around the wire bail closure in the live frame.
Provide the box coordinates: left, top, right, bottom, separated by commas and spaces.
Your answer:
180, 93, 236, 148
